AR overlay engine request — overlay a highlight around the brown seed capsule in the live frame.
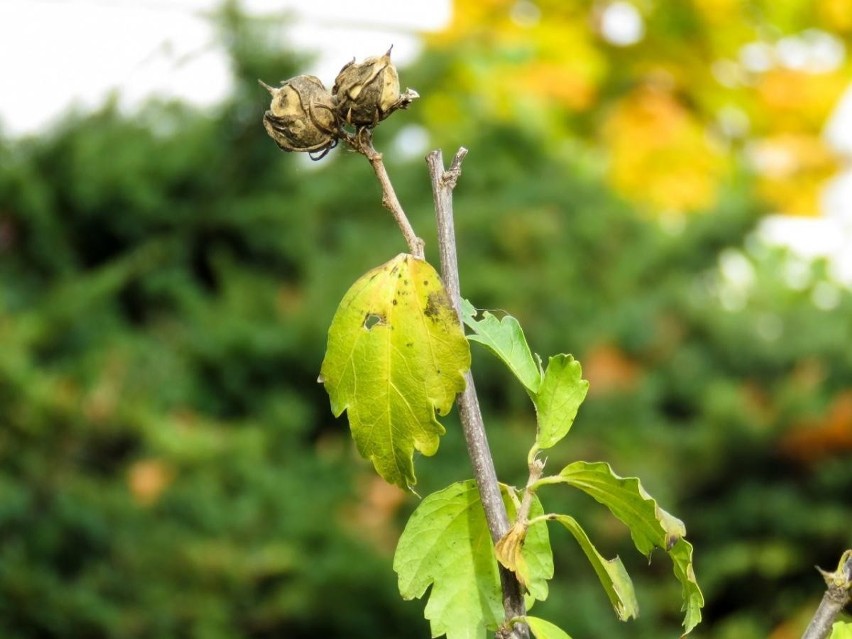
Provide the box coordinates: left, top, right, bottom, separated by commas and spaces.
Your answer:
332, 46, 419, 126
259, 75, 338, 158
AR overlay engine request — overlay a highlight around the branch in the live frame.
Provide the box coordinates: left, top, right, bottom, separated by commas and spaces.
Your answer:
802, 550, 852, 639
344, 128, 425, 259
427, 148, 529, 639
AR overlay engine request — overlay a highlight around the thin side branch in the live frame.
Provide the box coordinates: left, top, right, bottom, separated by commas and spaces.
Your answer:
427, 148, 529, 639
344, 128, 424, 259
801, 550, 852, 639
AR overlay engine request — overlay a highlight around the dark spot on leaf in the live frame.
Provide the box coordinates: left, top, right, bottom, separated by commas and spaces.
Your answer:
363, 313, 386, 330
423, 289, 453, 321
666, 533, 680, 551
392, 299, 397, 305
406, 342, 414, 347
423, 280, 429, 286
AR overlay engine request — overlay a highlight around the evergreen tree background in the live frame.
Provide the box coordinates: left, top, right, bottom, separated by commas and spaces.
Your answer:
1, 3, 850, 638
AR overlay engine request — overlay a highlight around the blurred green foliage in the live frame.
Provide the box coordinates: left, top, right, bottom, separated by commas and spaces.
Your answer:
1, 4, 851, 639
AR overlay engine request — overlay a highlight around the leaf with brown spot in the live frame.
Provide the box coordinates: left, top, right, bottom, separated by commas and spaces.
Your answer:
320, 254, 470, 489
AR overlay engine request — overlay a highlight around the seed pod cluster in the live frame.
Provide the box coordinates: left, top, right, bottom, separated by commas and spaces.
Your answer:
260, 46, 419, 160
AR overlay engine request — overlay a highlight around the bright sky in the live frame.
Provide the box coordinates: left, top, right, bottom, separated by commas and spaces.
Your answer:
0, 0, 450, 134
1, 0, 849, 284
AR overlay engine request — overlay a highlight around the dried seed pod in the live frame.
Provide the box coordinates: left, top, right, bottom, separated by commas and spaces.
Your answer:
332, 46, 419, 126
259, 75, 338, 158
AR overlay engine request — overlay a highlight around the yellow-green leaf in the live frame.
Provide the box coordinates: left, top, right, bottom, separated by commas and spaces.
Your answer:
319, 254, 470, 489
830, 622, 852, 639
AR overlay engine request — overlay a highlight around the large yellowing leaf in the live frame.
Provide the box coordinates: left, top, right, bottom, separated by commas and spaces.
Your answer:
319, 254, 470, 489
394, 481, 552, 639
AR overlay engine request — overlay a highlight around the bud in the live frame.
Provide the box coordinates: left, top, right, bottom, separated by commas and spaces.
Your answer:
259, 75, 338, 158
332, 46, 419, 126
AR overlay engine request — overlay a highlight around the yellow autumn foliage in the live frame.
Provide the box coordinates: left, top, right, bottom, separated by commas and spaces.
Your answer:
419, 0, 852, 216
603, 85, 726, 213
818, 0, 852, 33
751, 133, 840, 216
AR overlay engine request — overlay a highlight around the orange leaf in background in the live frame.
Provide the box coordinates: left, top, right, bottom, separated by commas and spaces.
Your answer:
516, 61, 597, 111
583, 343, 642, 396
339, 473, 407, 553
128, 459, 174, 506
779, 391, 852, 463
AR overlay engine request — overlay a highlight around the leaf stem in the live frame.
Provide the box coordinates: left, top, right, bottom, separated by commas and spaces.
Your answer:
529, 474, 564, 491
516, 457, 546, 527
427, 148, 529, 639
345, 128, 425, 259
801, 549, 852, 639
526, 514, 552, 527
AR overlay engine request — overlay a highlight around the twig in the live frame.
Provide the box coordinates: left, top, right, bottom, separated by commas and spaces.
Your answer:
344, 128, 425, 259
427, 148, 529, 639
801, 550, 852, 639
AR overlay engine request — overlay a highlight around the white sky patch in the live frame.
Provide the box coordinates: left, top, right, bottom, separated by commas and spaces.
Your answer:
0, 0, 449, 135
599, 1, 644, 47
758, 214, 852, 285
0, 1, 231, 132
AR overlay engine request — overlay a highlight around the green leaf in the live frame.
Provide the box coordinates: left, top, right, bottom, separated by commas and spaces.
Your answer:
550, 461, 681, 556
541, 461, 703, 634
830, 622, 852, 639
670, 538, 704, 635
534, 355, 589, 449
461, 299, 542, 394
524, 616, 574, 639
546, 514, 638, 621
319, 254, 470, 489
394, 481, 552, 639
461, 302, 588, 449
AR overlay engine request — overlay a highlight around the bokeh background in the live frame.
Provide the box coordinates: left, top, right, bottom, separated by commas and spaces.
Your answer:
1, 1, 851, 638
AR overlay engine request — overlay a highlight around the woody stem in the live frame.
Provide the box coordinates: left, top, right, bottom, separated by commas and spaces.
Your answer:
428, 147, 530, 639
345, 129, 425, 259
